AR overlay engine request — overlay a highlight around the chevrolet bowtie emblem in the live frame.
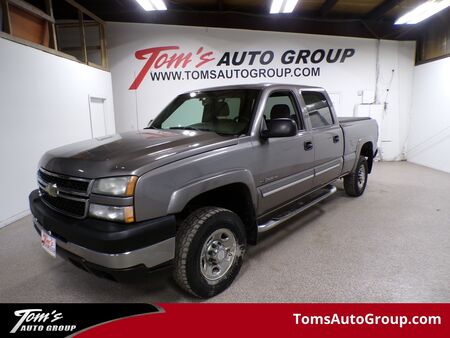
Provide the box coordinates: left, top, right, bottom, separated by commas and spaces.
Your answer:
45, 183, 59, 197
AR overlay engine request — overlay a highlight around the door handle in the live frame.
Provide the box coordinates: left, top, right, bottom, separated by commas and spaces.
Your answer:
304, 141, 313, 151
333, 135, 340, 143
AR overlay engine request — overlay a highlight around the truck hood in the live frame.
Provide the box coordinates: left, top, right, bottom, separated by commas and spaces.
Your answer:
40, 129, 237, 178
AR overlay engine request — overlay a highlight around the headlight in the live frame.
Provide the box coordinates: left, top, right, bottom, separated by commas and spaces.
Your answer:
89, 204, 134, 223
92, 176, 137, 196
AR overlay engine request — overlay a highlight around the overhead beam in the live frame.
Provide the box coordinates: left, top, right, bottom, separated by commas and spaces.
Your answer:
319, 0, 339, 17
64, 0, 105, 25
103, 9, 417, 41
55, 21, 100, 28
365, 0, 404, 20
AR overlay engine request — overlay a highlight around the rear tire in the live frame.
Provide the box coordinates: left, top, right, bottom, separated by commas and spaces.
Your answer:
344, 156, 368, 197
173, 207, 246, 298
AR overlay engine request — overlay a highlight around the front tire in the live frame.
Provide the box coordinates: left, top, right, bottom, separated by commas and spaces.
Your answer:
173, 207, 247, 298
344, 156, 368, 197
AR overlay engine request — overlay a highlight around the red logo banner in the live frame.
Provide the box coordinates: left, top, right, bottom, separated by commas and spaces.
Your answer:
76, 303, 449, 338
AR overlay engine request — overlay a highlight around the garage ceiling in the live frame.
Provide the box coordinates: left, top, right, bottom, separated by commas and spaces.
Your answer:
56, 0, 427, 19
47, 0, 449, 40
157, 0, 426, 19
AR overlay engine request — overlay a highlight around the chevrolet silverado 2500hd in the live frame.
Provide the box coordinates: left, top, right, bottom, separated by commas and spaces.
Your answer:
30, 84, 378, 298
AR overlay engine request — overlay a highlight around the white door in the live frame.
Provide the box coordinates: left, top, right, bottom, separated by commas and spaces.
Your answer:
89, 97, 107, 138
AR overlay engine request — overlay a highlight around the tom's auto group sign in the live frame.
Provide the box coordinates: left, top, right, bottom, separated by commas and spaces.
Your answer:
129, 46, 356, 89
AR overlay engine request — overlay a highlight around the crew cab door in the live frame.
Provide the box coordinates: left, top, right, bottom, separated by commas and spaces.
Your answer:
255, 90, 314, 214
300, 90, 344, 187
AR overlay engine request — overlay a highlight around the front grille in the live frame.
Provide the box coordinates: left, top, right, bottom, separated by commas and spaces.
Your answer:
38, 170, 89, 194
38, 168, 92, 218
41, 193, 87, 218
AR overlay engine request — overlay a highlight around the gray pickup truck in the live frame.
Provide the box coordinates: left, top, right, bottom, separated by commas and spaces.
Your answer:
30, 83, 378, 298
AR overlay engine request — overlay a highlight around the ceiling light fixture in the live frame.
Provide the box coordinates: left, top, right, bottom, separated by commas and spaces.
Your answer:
136, 0, 167, 11
395, 0, 450, 24
270, 0, 299, 14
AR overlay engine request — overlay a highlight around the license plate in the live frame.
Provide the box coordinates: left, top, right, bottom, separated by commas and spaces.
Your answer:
41, 230, 56, 258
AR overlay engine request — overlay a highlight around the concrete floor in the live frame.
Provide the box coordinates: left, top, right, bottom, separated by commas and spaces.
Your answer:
1, 162, 449, 303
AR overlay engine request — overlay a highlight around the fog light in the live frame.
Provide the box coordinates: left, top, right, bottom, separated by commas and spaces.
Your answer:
89, 204, 135, 223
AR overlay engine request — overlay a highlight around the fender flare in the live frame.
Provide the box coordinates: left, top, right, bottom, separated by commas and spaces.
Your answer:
167, 169, 257, 215
352, 138, 374, 173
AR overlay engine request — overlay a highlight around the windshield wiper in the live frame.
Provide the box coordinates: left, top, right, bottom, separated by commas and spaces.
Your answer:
169, 126, 211, 132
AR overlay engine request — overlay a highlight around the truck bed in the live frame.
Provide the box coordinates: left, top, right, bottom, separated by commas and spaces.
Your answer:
339, 116, 378, 173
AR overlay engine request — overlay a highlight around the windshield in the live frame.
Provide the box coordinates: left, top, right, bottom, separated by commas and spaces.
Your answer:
150, 89, 260, 136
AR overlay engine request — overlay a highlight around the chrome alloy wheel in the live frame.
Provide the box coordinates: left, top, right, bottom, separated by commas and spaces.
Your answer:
357, 163, 366, 190
200, 228, 237, 281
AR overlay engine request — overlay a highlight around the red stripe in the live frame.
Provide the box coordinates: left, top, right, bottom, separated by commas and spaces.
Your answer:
75, 303, 450, 338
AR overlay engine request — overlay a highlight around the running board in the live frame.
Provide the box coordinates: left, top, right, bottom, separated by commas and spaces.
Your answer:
257, 185, 337, 233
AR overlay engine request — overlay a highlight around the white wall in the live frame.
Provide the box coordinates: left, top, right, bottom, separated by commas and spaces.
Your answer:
375, 40, 415, 161
0, 37, 115, 227
107, 22, 415, 161
406, 57, 450, 173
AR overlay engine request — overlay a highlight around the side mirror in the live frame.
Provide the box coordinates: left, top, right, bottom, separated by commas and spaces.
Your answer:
261, 118, 298, 139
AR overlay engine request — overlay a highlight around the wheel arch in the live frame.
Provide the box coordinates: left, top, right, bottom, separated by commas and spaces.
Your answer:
168, 170, 258, 244
353, 140, 375, 173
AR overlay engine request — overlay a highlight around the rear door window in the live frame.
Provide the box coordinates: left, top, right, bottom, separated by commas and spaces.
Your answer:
302, 91, 334, 129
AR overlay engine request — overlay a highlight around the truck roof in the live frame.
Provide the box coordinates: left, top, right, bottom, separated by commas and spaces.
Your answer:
186, 83, 324, 93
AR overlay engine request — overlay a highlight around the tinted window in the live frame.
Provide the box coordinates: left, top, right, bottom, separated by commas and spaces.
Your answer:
263, 92, 302, 129
302, 91, 334, 128
225, 97, 241, 120
162, 99, 203, 129
152, 89, 259, 136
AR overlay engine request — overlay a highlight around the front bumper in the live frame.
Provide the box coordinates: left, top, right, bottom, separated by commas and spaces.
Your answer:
29, 190, 176, 278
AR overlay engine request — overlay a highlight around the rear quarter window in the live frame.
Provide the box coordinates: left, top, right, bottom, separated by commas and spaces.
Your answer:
302, 91, 334, 129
